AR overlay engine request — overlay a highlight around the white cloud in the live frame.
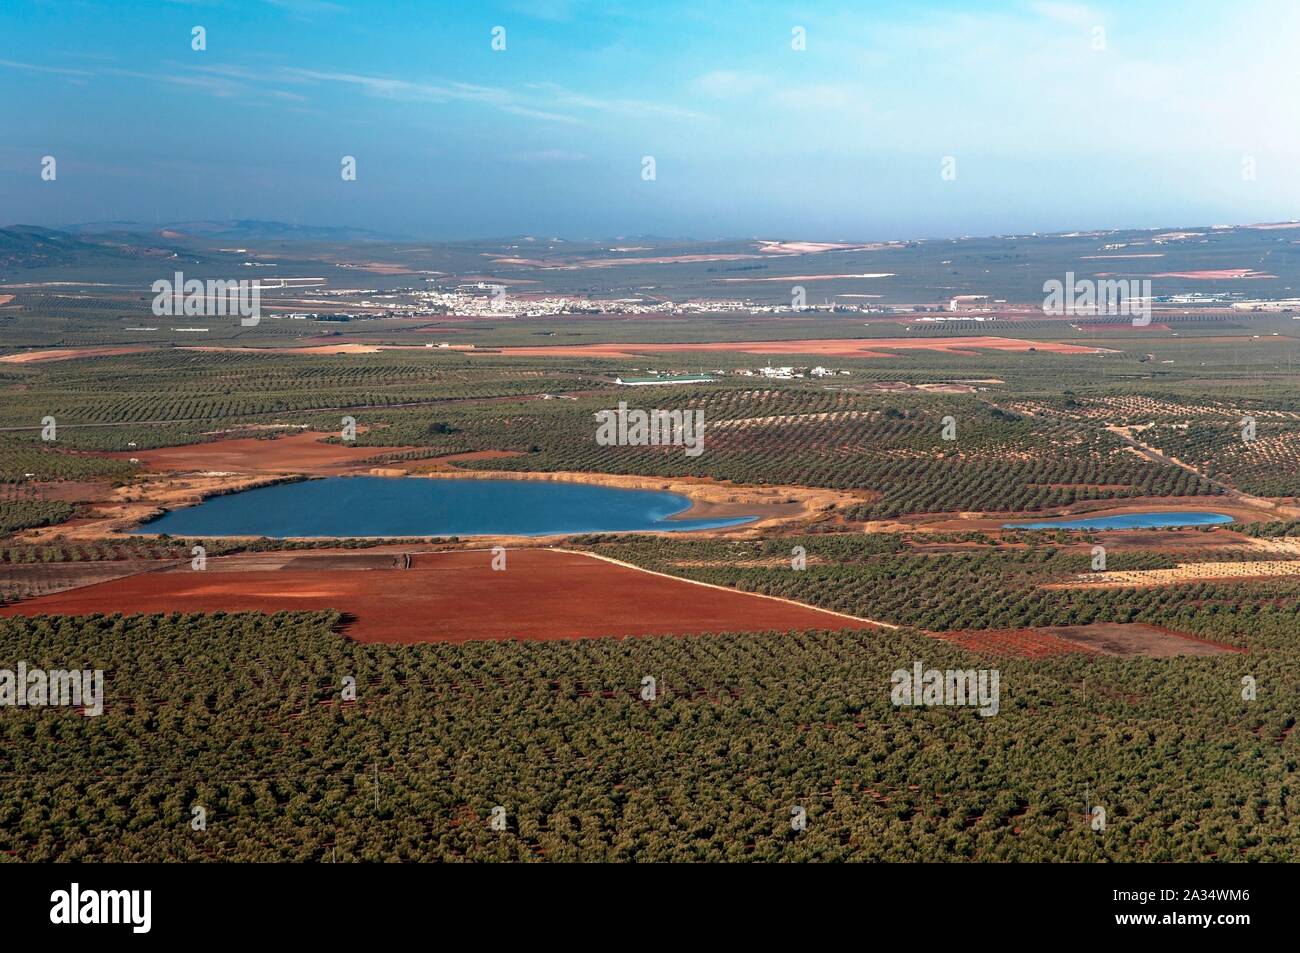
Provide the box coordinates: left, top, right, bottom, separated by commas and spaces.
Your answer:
773, 84, 862, 113
0, 58, 94, 77
1030, 2, 1105, 29
693, 70, 764, 99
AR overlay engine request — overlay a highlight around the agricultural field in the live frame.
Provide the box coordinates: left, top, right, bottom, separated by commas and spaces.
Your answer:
0, 548, 883, 642
0, 608, 1294, 862
3, 233, 1300, 864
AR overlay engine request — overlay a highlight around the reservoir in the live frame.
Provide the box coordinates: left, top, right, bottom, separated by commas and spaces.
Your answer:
1003, 511, 1234, 531
132, 476, 756, 537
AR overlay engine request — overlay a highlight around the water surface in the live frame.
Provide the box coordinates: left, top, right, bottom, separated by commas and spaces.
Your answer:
1003, 511, 1234, 531
134, 476, 755, 537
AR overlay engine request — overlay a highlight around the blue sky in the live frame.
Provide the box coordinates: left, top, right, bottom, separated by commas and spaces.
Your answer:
2, 0, 1298, 240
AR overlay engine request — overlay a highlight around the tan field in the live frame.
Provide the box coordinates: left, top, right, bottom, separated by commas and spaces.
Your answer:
1048, 559, 1300, 588
0, 346, 154, 363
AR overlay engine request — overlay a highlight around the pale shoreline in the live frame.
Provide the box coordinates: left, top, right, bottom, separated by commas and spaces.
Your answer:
27, 463, 863, 543
19, 439, 1289, 545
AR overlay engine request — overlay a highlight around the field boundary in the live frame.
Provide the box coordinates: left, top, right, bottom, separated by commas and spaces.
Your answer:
554, 547, 900, 630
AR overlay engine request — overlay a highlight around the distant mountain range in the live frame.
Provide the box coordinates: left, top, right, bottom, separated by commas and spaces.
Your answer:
0, 225, 183, 269
67, 220, 399, 242
0, 220, 400, 270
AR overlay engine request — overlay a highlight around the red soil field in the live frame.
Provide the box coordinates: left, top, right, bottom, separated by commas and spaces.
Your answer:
1150, 269, 1275, 280
27, 480, 112, 502
105, 432, 415, 474
930, 628, 1094, 658
178, 343, 383, 356
932, 623, 1239, 658
0, 548, 880, 643
488, 336, 1102, 360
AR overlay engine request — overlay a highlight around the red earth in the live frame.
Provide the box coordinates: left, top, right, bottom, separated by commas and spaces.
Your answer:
1150, 269, 1275, 280
930, 628, 1095, 658
0, 548, 880, 643
931, 623, 1239, 658
485, 336, 1103, 360
104, 431, 415, 474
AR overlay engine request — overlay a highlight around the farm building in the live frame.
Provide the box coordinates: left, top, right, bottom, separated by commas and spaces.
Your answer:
615, 375, 716, 386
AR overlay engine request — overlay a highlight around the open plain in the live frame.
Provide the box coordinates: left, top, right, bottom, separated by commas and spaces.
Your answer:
4, 224, 1300, 864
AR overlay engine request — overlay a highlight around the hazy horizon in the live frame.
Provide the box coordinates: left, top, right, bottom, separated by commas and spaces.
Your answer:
7, 215, 1296, 249
3, 0, 1299, 239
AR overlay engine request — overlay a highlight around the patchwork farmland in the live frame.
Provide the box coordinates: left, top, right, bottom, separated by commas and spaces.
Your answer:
3, 228, 1300, 865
